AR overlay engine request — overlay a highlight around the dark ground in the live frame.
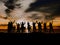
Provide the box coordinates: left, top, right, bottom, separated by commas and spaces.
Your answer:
0, 32, 60, 41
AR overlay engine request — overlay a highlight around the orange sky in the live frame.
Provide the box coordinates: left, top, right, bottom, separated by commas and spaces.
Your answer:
0, 16, 60, 26
0, 16, 60, 30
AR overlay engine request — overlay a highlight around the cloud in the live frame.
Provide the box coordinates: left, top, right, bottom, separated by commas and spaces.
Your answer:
3, 0, 36, 19
0, 1, 7, 17
0, 0, 60, 22
24, 0, 60, 20
25, 0, 60, 14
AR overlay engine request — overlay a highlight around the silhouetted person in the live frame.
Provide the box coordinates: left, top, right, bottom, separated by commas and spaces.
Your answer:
21, 22, 25, 33
13, 26, 16, 32
38, 22, 42, 32
27, 22, 31, 32
8, 21, 13, 33
49, 22, 54, 33
44, 23, 47, 32
33, 22, 36, 32
17, 23, 20, 33
8, 22, 10, 33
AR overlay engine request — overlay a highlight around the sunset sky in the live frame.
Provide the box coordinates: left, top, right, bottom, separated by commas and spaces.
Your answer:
0, 0, 60, 26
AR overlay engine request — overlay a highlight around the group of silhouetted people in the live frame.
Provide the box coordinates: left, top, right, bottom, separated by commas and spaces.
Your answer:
7, 21, 54, 33
8, 21, 13, 33
8, 22, 26, 33
43, 23, 54, 33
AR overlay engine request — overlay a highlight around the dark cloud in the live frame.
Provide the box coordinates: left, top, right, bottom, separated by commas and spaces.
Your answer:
26, 0, 60, 12
4, 0, 15, 16
39, 5, 60, 20
4, 0, 21, 16
24, 0, 60, 20
5, 0, 15, 10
